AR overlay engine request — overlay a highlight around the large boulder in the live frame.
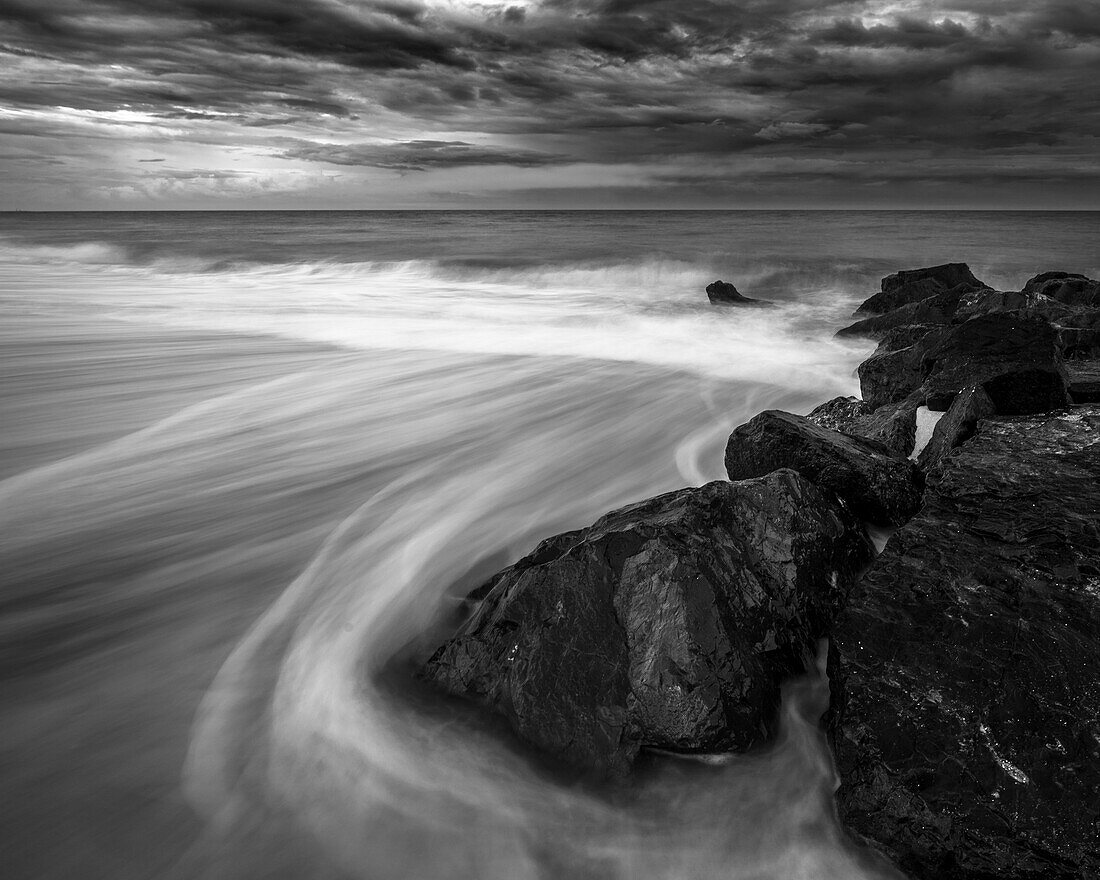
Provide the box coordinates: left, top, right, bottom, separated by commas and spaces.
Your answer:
422, 472, 872, 777
724, 410, 924, 526
920, 312, 1070, 412
832, 408, 1100, 879
856, 263, 985, 315
706, 280, 771, 307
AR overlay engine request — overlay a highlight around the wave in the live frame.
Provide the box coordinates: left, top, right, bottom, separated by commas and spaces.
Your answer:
0, 238, 872, 395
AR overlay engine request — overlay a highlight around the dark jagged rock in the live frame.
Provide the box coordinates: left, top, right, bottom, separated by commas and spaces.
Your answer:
1066, 361, 1100, 403
838, 288, 967, 339
920, 312, 1070, 413
807, 396, 874, 433
1022, 272, 1100, 308
953, 289, 1073, 324
1022, 270, 1089, 293
858, 344, 925, 410
855, 391, 923, 456
724, 410, 923, 526
808, 393, 921, 456
856, 263, 985, 315
916, 385, 995, 471
876, 323, 941, 353
1056, 311, 1100, 360
706, 280, 771, 307
832, 408, 1100, 880
422, 473, 872, 777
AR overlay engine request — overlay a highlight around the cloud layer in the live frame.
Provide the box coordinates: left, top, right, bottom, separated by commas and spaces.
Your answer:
0, 0, 1097, 207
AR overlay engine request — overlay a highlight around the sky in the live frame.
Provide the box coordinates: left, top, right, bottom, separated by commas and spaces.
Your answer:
0, 0, 1098, 210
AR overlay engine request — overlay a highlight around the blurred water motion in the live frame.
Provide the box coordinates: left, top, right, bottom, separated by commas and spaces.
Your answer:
12, 208, 1091, 878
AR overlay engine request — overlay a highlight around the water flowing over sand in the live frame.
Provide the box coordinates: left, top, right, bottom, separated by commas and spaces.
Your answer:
6, 210, 1097, 879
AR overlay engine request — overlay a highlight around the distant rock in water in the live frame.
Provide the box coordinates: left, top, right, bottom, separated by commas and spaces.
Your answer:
706, 280, 771, 307
724, 410, 924, 527
832, 408, 1100, 880
421, 473, 872, 777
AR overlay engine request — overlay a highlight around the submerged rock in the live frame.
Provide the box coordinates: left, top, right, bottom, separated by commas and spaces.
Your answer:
706, 280, 771, 307
422, 472, 872, 777
832, 408, 1100, 880
724, 410, 924, 526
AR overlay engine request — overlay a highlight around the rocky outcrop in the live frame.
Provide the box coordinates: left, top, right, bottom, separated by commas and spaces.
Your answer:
855, 263, 985, 315
832, 409, 1100, 880
422, 473, 872, 777
706, 280, 771, 307
723, 410, 924, 526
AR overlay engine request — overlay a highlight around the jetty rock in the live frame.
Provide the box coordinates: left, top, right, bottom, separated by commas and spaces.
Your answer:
706, 279, 772, 307
724, 410, 924, 526
422, 472, 872, 777
832, 408, 1100, 880
855, 263, 986, 315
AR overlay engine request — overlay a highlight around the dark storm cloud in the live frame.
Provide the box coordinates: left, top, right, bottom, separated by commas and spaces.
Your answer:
0, 0, 1098, 206
283, 139, 570, 171
0, 0, 472, 70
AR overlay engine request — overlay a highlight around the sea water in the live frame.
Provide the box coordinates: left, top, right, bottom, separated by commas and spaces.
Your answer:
2, 210, 1097, 880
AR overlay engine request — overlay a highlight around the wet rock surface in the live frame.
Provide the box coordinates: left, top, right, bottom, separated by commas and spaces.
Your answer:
920, 313, 1069, 412
856, 263, 985, 315
832, 409, 1100, 880
724, 410, 924, 526
423, 472, 872, 777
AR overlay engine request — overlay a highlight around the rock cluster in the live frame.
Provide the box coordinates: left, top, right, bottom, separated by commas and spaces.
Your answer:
421, 263, 1100, 878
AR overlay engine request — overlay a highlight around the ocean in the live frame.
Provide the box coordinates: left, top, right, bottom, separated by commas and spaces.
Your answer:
2, 210, 1097, 880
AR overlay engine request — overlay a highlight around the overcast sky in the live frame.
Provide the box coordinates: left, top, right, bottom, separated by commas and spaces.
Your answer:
1, 0, 1098, 209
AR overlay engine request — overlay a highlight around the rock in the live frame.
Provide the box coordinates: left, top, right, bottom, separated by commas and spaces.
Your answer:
832, 408, 1100, 880
422, 473, 873, 777
916, 385, 995, 471
1055, 311, 1100, 360
858, 344, 925, 410
1022, 270, 1089, 293
855, 391, 924, 456
806, 396, 874, 433
808, 393, 922, 456
706, 280, 771, 307
724, 410, 924, 526
953, 289, 1073, 324
920, 313, 1070, 413
1022, 272, 1100, 308
837, 288, 967, 339
856, 263, 985, 315
1066, 361, 1100, 404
